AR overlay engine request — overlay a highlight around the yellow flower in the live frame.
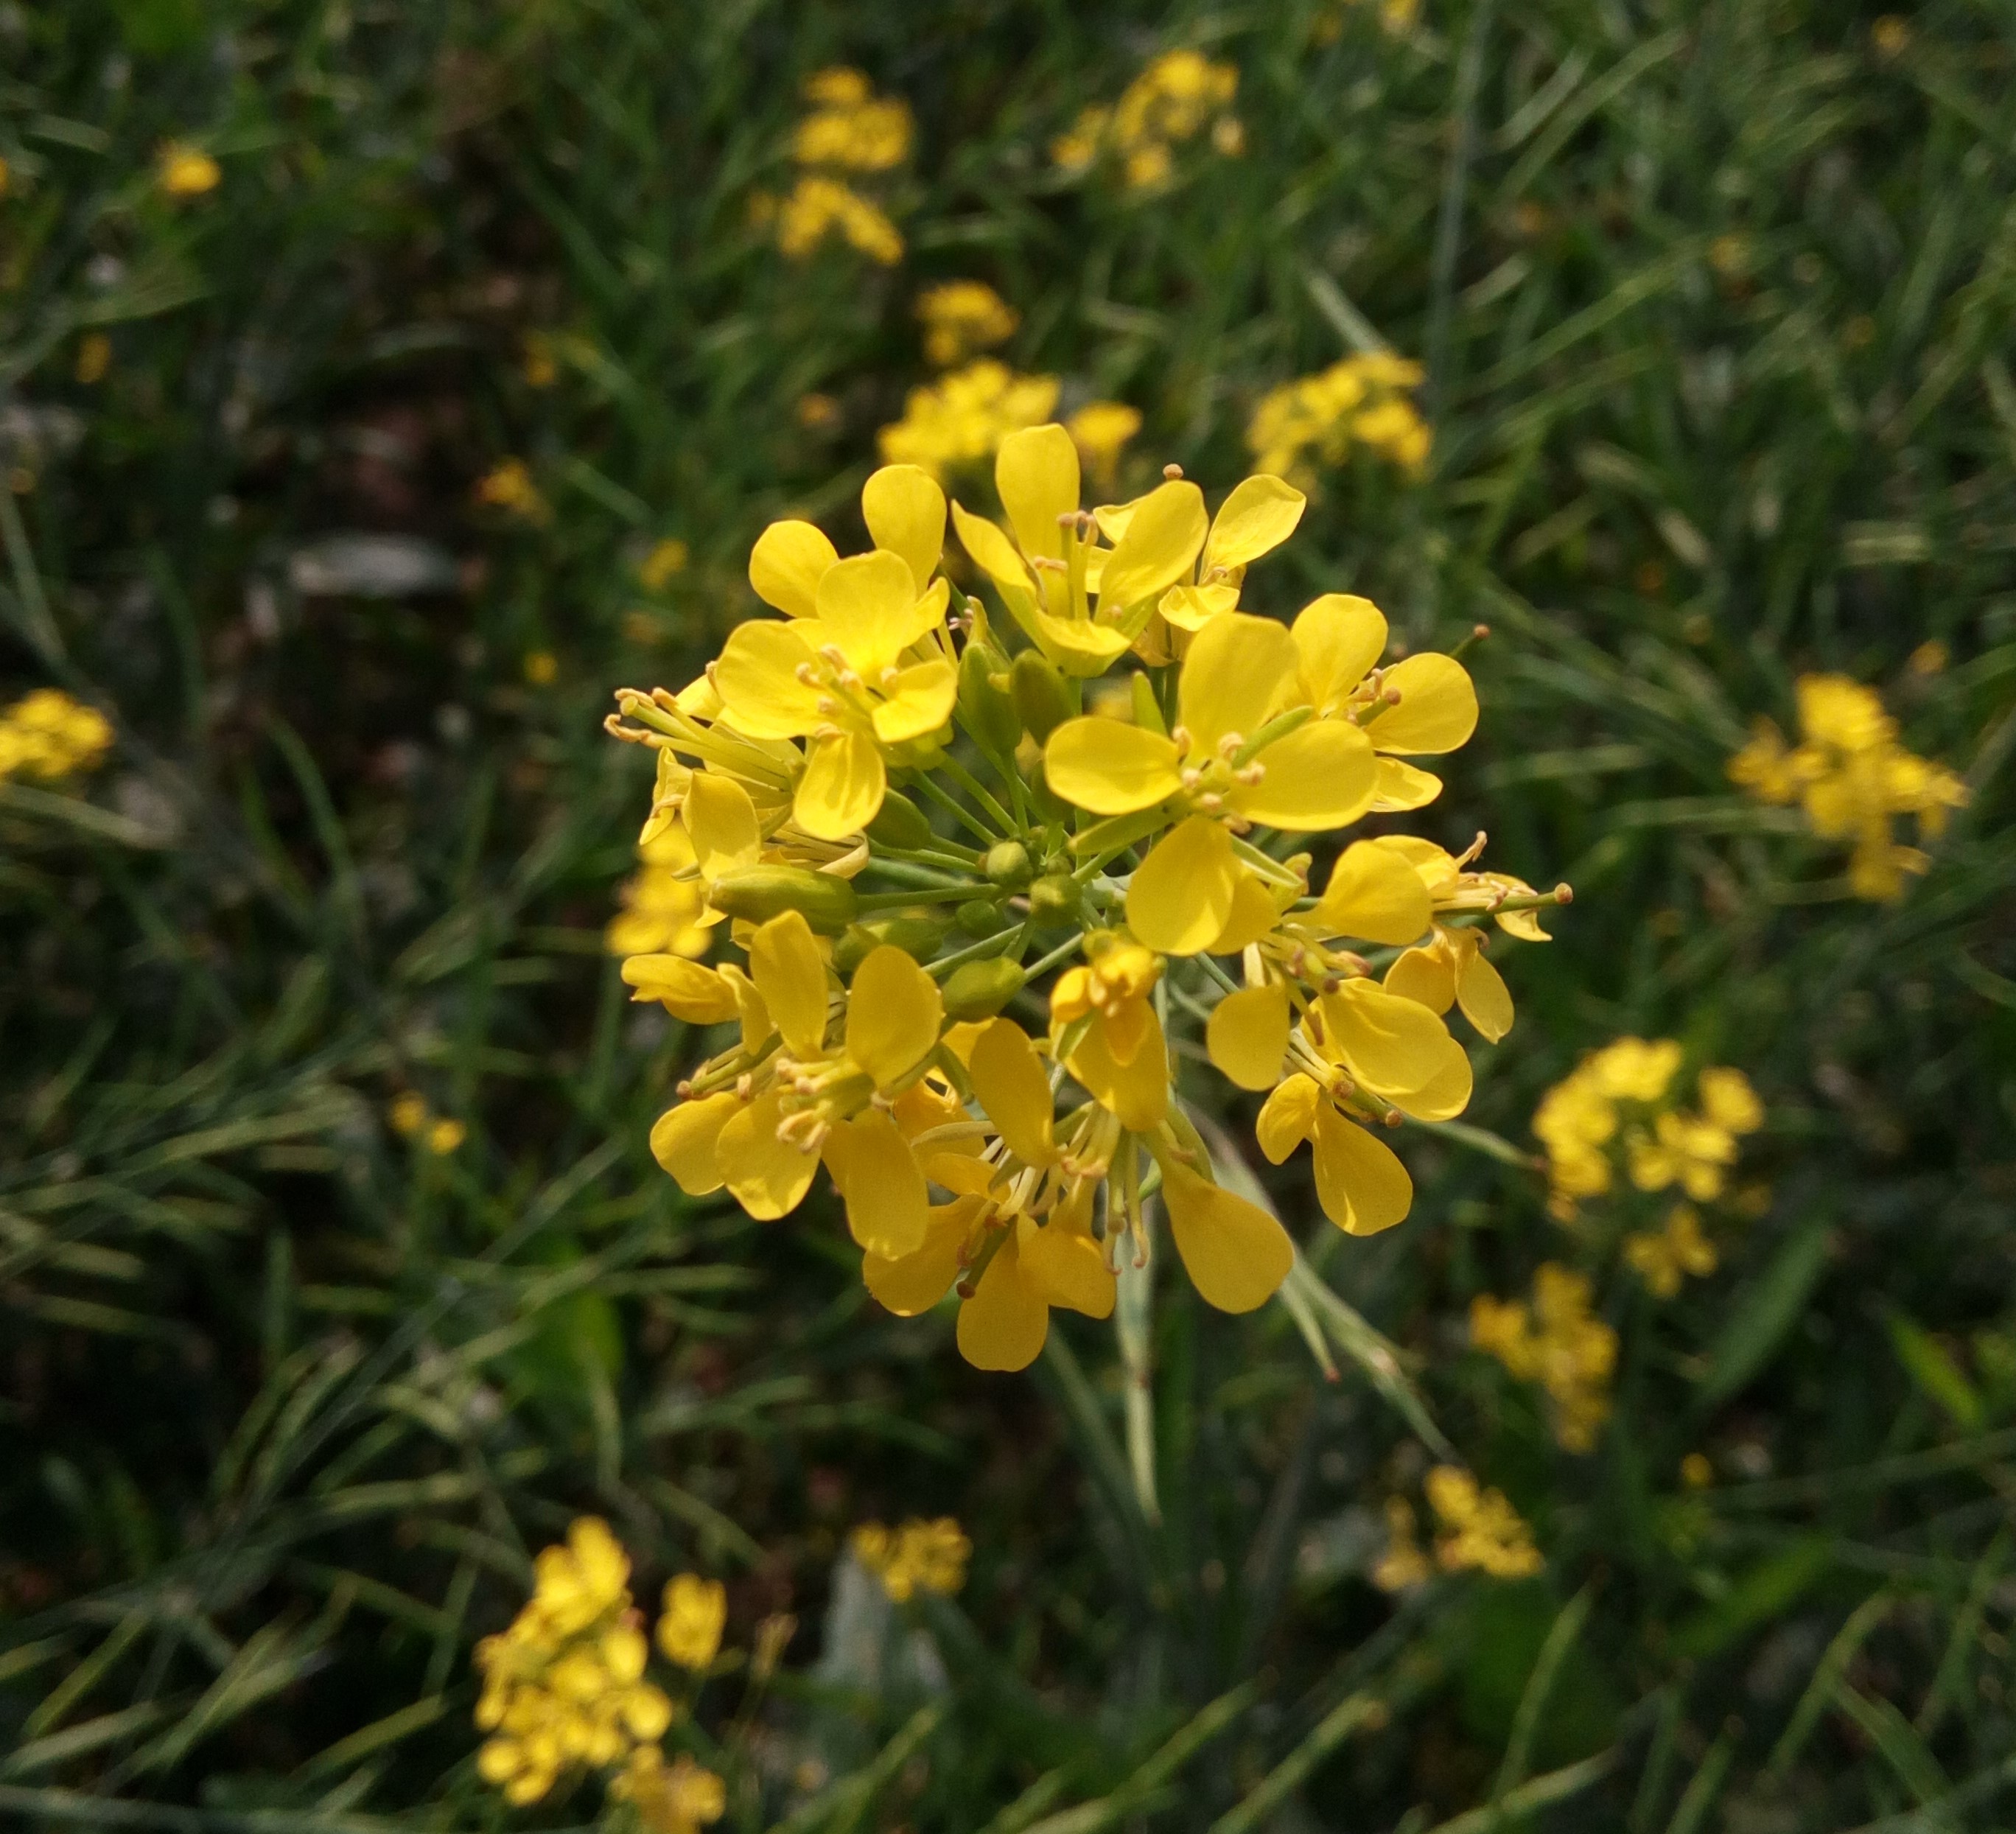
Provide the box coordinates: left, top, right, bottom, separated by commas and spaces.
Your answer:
1247, 354, 1431, 483
608, 825, 716, 959
1067, 401, 1142, 490
1471, 1266, 1616, 1454
476, 458, 547, 522
1371, 1496, 1433, 1592
610, 1748, 727, 1834
524, 650, 559, 685
775, 175, 903, 264
639, 538, 689, 589
1425, 1467, 1542, 1578
657, 1575, 726, 1672
1625, 1203, 1718, 1298
852, 1518, 971, 1600
389, 1093, 428, 1138
1680, 1452, 1715, 1489
0, 689, 114, 782
157, 142, 220, 196
879, 362, 1062, 481
793, 69, 912, 171
917, 281, 1019, 367
1054, 50, 1240, 189
75, 333, 111, 384
426, 1117, 466, 1155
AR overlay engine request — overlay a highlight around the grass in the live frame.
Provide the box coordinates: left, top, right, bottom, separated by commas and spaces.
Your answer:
4, 0, 2016, 1829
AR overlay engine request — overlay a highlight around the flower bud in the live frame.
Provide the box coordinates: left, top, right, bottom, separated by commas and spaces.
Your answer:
956, 898, 1007, 937
1010, 649, 1074, 742
957, 643, 1022, 757
833, 911, 951, 973
709, 866, 858, 934
942, 957, 1027, 1021
983, 840, 1032, 890
1027, 873, 1080, 924
866, 789, 932, 851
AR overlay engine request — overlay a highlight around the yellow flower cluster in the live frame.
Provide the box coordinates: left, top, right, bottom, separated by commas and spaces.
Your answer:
772, 69, 909, 265
1534, 1038, 1762, 1225
473, 1520, 727, 1827
477, 457, 550, 523
1471, 1264, 1617, 1453
851, 1516, 971, 1601
609, 825, 715, 961
917, 281, 1019, 368
1053, 50, 1243, 190
389, 1093, 465, 1156
1623, 1202, 1716, 1299
1373, 1466, 1541, 1589
878, 361, 1061, 482
1247, 354, 1432, 484
606, 435, 1563, 1373
1066, 401, 1143, 491
0, 688, 114, 783
1729, 673, 1968, 901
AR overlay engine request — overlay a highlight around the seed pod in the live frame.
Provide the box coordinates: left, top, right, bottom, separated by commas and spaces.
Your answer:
957, 642, 1022, 756
942, 957, 1027, 1021
956, 898, 1007, 938
833, 912, 950, 974
1010, 648, 1074, 742
866, 789, 932, 851
1028, 872, 1080, 924
709, 866, 858, 934
983, 840, 1032, 890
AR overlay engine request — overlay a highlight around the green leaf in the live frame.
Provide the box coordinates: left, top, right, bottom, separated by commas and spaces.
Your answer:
1695, 1218, 1831, 1412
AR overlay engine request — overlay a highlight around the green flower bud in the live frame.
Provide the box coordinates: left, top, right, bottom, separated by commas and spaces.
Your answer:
956, 898, 1007, 938
942, 957, 1027, 1021
866, 789, 933, 852
1028, 872, 1081, 924
833, 911, 951, 974
709, 866, 858, 934
1010, 649, 1074, 742
958, 643, 1022, 757
983, 840, 1032, 889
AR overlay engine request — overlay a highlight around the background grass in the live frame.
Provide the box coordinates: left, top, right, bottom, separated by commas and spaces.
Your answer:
4, 1, 2016, 1828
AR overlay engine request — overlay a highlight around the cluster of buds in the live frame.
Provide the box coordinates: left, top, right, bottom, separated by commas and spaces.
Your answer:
608, 431, 1567, 1371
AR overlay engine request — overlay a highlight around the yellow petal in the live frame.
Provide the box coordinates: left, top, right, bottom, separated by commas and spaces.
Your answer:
716, 1091, 817, 1219
1454, 941, 1514, 1043
814, 550, 923, 680
747, 910, 829, 1059
749, 519, 838, 618
1208, 872, 1284, 953
1096, 479, 1207, 609
1370, 756, 1444, 811
1202, 474, 1306, 573
1362, 654, 1478, 755
1232, 720, 1376, 830
685, 773, 761, 880
830, 1110, 929, 1257
968, 1018, 1055, 1164
995, 424, 1079, 562
872, 657, 958, 743
925, 1152, 997, 1198
649, 1091, 741, 1195
1206, 983, 1290, 1091
714, 620, 825, 738
861, 463, 946, 595
1162, 1161, 1292, 1313
1159, 583, 1240, 632
1177, 612, 1296, 753
1319, 979, 1458, 1098
1311, 1106, 1413, 1236
1030, 607, 1132, 676
846, 945, 943, 1088
718, 962, 772, 1054
951, 501, 1037, 607
956, 1233, 1049, 1371
1290, 593, 1387, 712
864, 1200, 976, 1315
1127, 816, 1239, 956
1256, 1073, 1321, 1163
621, 955, 739, 1024
1017, 1209, 1114, 1319
1066, 1008, 1169, 1131
1315, 839, 1433, 945
796, 730, 887, 841
1389, 1036, 1472, 1120
1383, 943, 1456, 1015
1043, 718, 1183, 814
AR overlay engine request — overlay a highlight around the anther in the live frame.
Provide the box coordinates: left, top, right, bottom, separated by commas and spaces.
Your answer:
795, 662, 819, 685
1179, 766, 1203, 789
1162, 463, 1184, 480
1236, 763, 1264, 786
1217, 732, 1244, 759
1554, 883, 1575, 904
1195, 791, 1224, 812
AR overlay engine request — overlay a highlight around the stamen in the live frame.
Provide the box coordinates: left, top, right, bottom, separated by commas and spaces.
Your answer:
1162, 463, 1184, 480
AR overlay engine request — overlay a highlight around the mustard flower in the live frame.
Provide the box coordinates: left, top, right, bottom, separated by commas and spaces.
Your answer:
0, 689, 114, 782
1053, 50, 1241, 190
1471, 1267, 1617, 1453
917, 281, 1019, 368
853, 1517, 970, 1600
1067, 401, 1142, 491
156, 141, 220, 196
879, 361, 1062, 481
657, 1574, 726, 1672
1248, 354, 1432, 483
610, 1749, 726, 1834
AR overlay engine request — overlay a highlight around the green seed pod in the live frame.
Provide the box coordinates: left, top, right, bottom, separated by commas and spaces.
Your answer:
833, 912, 950, 974
709, 866, 858, 934
942, 957, 1028, 1022
1010, 648, 1074, 742
958, 642, 1022, 757
866, 789, 932, 852
1028, 872, 1081, 924
956, 897, 1007, 938
983, 840, 1032, 890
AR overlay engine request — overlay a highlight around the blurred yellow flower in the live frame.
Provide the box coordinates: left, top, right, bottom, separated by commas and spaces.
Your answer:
917, 280, 1018, 367
1054, 49, 1240, 191
1680, 1452, 1715, 1489
1248, 353, 1431, 483
157, 142, 220, 196
1065, 400, 1141, 489
524, 651, 559, 686
1371, 1496, 1434, 1591
1908, 640, 1947, 676
852, 1517, 970, 1601
656, 1574, 726, 1672
0, 688, 114, 783
476, 458, 549, 523
877, 360, 1060, 480
1624, 1203, 1718, 1298
388, 1093, 428, 1138
75, 333, 112, 384
1472, 1264, 1617, 1453
1427, 1467, 1542, 1578
775, 175, 903, 265
608, 825, 715, 960
522, 333, 559, 388
611, 1748, 726, 1834
776, 68, 909, 263
795, 392, 841, 430
638, 538, 689, 590
1872, 15, 1911, 57
426, 1117, 466, 1155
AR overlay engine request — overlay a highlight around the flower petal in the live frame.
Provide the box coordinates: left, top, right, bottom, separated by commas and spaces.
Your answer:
956, 1233, 1050, 1371
1177, 612, 1296, 754
1097, 479, 1207, 609
968, 1018, 1056, 1164
621, 955, 739, 1024
1017, 1206, 1115, 1319
1208, 872, 1284, 953
713, 620, 825, 738
1203, 474, 1306, 573
1043, 718, 1182, 815
749, 519, 839, 618
1158, 582, 1240, 632
1319, 979, 1459, 1099
649, 1091, 741, 1195
1065, 1007, 1169, 1131
1127, 815, 1239, 955
1362, 654, 1478, 755
796, 730, 887, 841
1315, 840, 1433, 945
861, 463, 947, 595
951, 501, 1037, 609
996, 424, 1080, 562
1311, 1105, 1413, 1236
872, 657, 958, 743
829, 1110, 929, 1257
814, 550, 923, 680
747, 911, 829, 1060
1231, 719, 1376, 830
1290, 593, 1387, 713
1369, 756, 1444, 811
846, 945, 943, 1088
1029, 607, 1132, 676
864, 1199, 976, 1315
716, 1091, 817, 1219
1256, 1073, 1321, 1163
1383, 942, 1457, 1015
685, 773, 762, 880
1162, 1160, 1293, 1314
1453, 939, 1514, 1043
1206, 983, 1290, 1091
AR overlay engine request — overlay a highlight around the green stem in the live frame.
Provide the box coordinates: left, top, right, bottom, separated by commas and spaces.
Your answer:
939, 752, 1020, 837
1022, 931, 1085, 981
906, 767, 1002, 845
